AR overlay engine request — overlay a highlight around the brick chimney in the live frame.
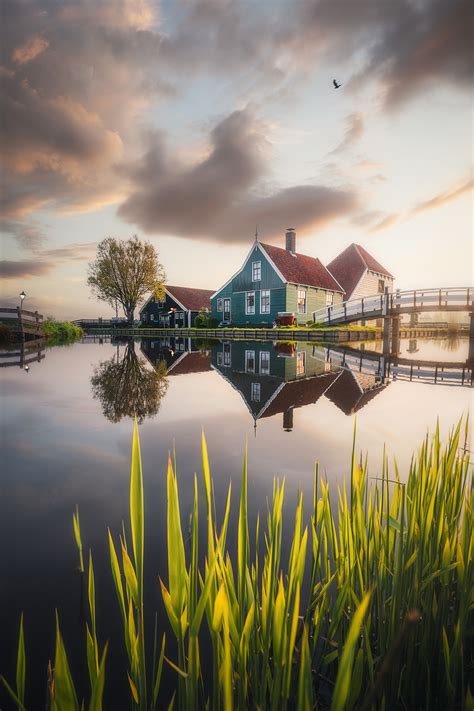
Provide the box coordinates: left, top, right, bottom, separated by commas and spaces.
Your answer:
285, 228, 296, 253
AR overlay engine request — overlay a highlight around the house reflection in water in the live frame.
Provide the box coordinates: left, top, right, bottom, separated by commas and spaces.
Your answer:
324, 370, 388, 416
141, 336, 212, 375
139, 337, 388, 431
211, 340, 387, 432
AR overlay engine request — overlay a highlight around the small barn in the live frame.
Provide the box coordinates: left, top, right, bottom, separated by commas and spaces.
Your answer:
326, 243, 394, 301
140, 285, 214, 328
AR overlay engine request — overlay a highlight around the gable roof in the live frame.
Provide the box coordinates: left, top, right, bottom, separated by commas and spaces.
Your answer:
140, 285, 214, 314
259, 243, 344, 292
167, 351, 212, 375
324, 369, 387, 415
166, 285, 214, 311
260, 371, 340, 418
326, 243, 393, 299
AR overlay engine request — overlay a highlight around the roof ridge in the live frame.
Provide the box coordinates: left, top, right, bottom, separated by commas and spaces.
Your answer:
351, 243, 368, 270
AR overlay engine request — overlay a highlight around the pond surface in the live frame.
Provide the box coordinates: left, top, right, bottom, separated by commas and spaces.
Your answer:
1, 335, 472, 707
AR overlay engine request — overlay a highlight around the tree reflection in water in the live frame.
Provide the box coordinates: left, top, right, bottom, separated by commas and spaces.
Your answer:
91, 340, 168, 423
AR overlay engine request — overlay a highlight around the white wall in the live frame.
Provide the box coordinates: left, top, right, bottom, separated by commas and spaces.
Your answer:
350, 271, 394, 300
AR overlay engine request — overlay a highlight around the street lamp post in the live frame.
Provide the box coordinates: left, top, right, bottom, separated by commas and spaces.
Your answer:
19, 290, 26, 368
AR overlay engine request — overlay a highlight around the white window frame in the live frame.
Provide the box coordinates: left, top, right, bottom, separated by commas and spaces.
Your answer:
297, 351, 306, 376
259, 350, 270, 375
252, 261, 261, 281
251, 382, 261, 402
150, 313, 155, 321
326, 292, 334, 306
217, 352, 223, 366
260, 289, 271, 314
223, 342, 231, 366
245, 350, 256, 373
297, 289, 307, 314
245, 291, 256, 315
223, 297, 231, 320
217, 298, 223, 312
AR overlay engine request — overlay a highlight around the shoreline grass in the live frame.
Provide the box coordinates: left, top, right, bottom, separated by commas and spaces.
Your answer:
43, 318, 83, 344
1, 420, 473, 710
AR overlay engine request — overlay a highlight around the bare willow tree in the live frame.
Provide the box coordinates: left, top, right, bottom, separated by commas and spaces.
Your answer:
87, 236, 166, 324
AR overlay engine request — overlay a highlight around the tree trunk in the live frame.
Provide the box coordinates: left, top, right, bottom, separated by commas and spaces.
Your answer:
126, 307, 135, 325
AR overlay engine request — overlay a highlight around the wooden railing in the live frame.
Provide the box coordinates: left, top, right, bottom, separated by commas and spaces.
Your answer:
0, 307, 44, 334
311, 344, 473, 387
313, 288, 474, 325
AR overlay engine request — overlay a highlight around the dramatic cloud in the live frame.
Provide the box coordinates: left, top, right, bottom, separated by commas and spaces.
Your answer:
359, 0, 473, 109
119, 108, 359, 242
2, 0, 471, 251
290, 0, 473, 109
0, 260, 53, 279
0, 0, 164, 241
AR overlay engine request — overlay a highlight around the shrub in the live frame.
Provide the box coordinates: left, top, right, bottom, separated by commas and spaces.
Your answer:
43, 318, 83, 343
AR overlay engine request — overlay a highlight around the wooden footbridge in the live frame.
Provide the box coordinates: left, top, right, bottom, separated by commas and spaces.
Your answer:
311, 344, 473, 388
313, 288, 474, 326
0, 307, 44, 338
0, 341, 45, 369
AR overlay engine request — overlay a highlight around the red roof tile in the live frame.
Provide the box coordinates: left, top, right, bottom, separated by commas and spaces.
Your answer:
260, 243, 344, 292
326, 244, 393, 299
261, 372, 339, 418
324, 369, 387, 415
167, 286, 214, 311
168, 352, 212, 375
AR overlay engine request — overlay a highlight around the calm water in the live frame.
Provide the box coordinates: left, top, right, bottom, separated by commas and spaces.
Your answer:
1, 335, 472, 707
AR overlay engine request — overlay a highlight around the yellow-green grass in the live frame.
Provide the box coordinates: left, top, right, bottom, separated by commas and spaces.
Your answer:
2, 419, 473, 710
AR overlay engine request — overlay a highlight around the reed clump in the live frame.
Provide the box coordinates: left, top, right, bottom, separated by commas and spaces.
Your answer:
2, 420, 473, 710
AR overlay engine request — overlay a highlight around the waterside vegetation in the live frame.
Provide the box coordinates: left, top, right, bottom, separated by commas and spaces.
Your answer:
43, 318, 83, 344
1, 420, 473, 710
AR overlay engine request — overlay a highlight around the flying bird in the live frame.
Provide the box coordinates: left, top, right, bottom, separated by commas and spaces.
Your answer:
333, 79, 342, 89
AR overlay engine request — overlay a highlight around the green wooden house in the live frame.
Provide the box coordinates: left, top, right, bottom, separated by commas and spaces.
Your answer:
210, 229, 344, 326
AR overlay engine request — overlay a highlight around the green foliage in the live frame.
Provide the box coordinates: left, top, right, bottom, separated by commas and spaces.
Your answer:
1, 419, 472, 710
87, 236, 166, 324
194, 308, 218, 328
43, 318, 83, 343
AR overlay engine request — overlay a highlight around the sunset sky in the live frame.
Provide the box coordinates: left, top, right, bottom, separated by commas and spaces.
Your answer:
1, 0, 472, 319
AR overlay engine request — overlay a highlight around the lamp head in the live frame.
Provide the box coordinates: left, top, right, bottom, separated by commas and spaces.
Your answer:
20, 290, 26, 301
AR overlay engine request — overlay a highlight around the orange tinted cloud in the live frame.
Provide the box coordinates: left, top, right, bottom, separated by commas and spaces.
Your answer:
410, 178, 473, 217
12, 36, 49, 64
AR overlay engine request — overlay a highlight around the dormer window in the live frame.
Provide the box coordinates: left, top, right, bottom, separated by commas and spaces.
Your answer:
252, 261, 261, 281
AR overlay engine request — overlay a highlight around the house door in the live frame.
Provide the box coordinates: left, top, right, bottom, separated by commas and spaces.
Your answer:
223, 298, 231, 321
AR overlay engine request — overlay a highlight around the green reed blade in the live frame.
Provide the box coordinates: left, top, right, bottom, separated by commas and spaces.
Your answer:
331, 591, 371, 711
88, 643, 108, 711
52, 612, 79, 711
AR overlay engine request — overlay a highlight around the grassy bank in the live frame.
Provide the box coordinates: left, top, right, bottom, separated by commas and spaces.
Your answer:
43, 318, 83, 344
2, 421, 473, 710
